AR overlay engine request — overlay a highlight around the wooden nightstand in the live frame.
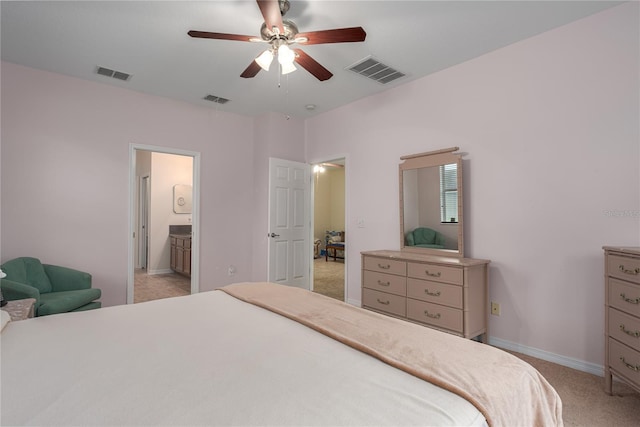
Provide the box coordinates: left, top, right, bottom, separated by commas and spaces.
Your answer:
1, 298, 36, 321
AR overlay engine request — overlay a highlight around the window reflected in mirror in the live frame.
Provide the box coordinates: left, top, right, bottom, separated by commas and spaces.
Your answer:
440, 163, 458, 223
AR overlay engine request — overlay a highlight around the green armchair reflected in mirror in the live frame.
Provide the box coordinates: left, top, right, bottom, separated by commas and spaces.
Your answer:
405, 227, 446, 249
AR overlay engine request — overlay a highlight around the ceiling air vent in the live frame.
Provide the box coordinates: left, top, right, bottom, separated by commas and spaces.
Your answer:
203, 94, 230, 104
346, 56, 405, 84
96, 66, 132, 82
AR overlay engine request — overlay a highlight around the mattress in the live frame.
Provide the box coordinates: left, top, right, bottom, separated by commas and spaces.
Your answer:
1, 287, 487, 426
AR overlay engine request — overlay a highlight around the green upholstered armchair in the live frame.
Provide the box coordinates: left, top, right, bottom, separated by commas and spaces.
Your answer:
405, 227, 446, 249
0, 257, 101, 316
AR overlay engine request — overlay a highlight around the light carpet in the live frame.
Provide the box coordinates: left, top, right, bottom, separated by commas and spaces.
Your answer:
313, 257, 345, 301
513, 351, 639, 426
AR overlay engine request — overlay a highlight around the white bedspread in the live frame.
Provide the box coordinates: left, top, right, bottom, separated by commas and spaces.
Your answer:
1, 290, 486, 426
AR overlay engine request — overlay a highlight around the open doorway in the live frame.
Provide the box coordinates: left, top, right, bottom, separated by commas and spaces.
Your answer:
128, 144, 200, 304
311, 158, 346, 301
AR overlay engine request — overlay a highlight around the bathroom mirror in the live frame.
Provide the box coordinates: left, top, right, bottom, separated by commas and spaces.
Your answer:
399, 147, 464, 258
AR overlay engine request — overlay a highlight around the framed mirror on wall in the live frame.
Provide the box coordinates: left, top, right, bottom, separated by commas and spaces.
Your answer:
399, 147, 464, 258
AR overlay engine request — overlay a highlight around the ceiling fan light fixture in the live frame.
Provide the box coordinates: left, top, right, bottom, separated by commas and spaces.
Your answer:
255, 49, 274, 71
277, 44, 296, 74
278, 45, 295, 65
280, 61, 297, 75
188, 0, 367, 82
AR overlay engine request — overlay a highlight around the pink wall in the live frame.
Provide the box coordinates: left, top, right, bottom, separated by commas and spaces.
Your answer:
305, 3, 639, 368
1, 62, 256, 306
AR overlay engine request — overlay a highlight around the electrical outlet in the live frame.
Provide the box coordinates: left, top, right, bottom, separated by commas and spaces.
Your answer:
228, 265, 236, 276
491, 301, 501, 316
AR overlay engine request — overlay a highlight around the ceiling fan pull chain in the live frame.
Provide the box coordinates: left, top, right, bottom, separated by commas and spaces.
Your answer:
277, 63, 281, 88
285, 73, 290, 120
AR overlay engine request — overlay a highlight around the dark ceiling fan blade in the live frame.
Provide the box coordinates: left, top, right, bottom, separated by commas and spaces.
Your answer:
296, 27, 366, 45
257, 0, 284, 35
292, 49, 333, 81
188, 30, 256, 42
240, 60, 262, 78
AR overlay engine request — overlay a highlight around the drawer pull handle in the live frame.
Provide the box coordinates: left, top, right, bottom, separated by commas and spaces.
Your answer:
376, 298, 390, 305
424, 310, 441, 319
619, 324, 640, 338
425, 270, 442, 278
377, 280, 391, 287
620, 356, 640, 372
619, 265, 640, 276
424, 289, 441, 297
378, 264, 391, 270
620, 293, 640, 305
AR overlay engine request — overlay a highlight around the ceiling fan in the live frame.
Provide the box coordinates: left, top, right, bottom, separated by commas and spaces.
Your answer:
188, 0, 366, 81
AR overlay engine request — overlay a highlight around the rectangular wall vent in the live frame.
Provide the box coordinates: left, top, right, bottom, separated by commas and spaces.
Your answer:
96, 66, 131, 82
203, 94, 230, 104
346, 56, 406, 84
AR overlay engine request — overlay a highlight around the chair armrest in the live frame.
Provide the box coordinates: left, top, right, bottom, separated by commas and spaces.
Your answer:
43, 264, 92, 292
405, 232, 415, 246
1, 279, 41, 302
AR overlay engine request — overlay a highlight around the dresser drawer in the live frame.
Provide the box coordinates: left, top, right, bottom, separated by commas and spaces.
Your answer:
608, 278, 640, 317
363, 289, 406, 317
609, 308, 640, 351
407, 299, 463, 333
608, 338, 640, 386
407, 278, 463, 309
363, 256, 406, 276
363, 270, 406, 296
608, 254, 640, 285
407, 262, 463, 285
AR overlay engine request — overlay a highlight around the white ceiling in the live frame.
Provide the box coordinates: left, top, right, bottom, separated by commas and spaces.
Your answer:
1, 1, 621, 118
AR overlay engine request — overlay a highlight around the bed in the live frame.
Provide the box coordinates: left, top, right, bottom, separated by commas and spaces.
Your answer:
1, 282, 562, 426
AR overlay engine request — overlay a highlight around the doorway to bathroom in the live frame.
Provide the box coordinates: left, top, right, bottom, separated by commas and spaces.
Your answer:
127, 144, 200, 304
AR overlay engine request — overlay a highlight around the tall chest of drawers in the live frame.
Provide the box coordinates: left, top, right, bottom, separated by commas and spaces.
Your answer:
604, 246, 640, 394
361, 250, 490, 341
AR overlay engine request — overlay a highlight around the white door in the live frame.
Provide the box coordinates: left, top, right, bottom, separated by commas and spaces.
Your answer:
268, 158, 310, 289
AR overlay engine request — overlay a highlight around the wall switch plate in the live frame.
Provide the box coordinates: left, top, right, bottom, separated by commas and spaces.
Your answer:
357, 218, 365, 228
491, 301, 501, 316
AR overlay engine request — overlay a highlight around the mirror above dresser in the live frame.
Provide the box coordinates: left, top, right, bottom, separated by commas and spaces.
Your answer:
399, 147, 464, 258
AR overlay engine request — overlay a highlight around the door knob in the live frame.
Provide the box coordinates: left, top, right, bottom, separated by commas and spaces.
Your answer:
269, 233, 280, 238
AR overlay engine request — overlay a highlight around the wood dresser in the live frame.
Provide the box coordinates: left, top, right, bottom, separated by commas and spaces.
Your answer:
604, 246, 640, 394
361, 250, 490, 342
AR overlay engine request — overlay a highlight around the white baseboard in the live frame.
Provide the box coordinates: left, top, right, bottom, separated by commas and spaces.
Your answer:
489, 336, 604, 377
347, 297, 360, 307
146, 268, 173, 275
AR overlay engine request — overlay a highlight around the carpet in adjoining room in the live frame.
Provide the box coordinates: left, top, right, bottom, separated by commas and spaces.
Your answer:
313, 258, 344, 301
